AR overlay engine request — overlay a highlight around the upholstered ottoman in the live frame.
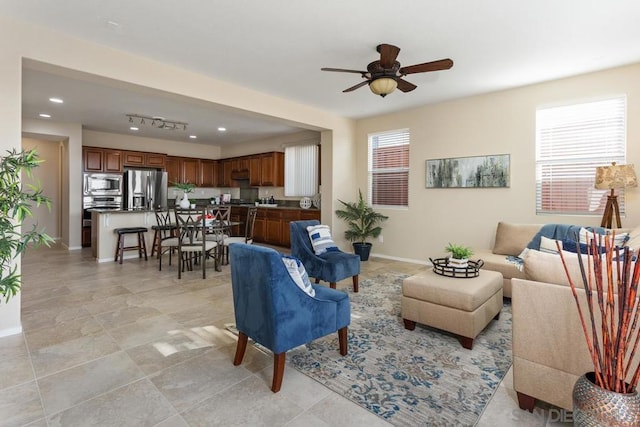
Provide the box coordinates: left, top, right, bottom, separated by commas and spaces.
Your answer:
401, 269, 503, 349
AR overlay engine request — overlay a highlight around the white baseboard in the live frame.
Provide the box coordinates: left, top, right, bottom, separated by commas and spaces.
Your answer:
370, 252, 432, 266
0, 325, 22, 338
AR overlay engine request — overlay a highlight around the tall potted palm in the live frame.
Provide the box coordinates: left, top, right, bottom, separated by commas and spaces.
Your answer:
335, 189, 388, 261
1, 149, 54, 303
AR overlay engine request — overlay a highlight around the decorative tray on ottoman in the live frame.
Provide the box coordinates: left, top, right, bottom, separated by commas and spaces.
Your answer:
429, 257, 484, 278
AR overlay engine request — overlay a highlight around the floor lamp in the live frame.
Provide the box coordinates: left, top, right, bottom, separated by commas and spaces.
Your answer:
594, 162, 638, 228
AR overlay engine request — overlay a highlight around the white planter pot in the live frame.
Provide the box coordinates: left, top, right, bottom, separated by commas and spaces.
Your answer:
179, 193, 191, 208
448, 257, 468, 268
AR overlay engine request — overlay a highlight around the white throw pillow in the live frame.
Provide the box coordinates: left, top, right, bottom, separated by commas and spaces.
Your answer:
539, 236, 562, 254
281, 256, 315, 297
306, 224, 338, 255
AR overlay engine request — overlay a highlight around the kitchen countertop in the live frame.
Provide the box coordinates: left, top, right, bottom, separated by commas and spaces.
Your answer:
90, 205, 320, 213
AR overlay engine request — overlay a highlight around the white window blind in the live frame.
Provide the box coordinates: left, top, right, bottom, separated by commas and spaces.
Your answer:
284, 144, 318, 197
535, 96, 627, 215
368, 129, 410, 207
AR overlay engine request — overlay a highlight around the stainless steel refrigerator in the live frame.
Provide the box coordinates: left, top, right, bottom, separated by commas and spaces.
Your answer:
123, 170, 168, 210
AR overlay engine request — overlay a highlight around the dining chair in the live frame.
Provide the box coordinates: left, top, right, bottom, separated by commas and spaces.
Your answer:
204, 206, 231, 244
154, 209, 179, 271
174, 208, 218, 279
223, 206, 258, 264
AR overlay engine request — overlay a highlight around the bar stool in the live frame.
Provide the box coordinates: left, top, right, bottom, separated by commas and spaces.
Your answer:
114, 227, 148, 264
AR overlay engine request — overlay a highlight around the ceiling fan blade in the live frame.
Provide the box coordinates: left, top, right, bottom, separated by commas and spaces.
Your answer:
377, 44, 401, 68
321, 67, 367, 74
343, 80, 370, 93
396, 78, 417, 93
399, 58, 454, 75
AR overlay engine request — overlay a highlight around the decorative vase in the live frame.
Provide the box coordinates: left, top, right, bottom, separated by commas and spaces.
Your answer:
179, 192, 191, 208
573, 372, 640, 426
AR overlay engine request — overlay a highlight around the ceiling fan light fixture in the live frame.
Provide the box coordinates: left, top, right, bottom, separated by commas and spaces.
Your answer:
369, 77, 397, 97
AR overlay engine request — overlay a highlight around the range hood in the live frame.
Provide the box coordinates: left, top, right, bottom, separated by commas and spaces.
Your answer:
230, 169, 250, 180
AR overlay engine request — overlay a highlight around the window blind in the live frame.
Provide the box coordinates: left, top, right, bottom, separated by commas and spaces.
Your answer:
535, 96, 627, 215
284, 144, 318, 197
368, 129, 410, 207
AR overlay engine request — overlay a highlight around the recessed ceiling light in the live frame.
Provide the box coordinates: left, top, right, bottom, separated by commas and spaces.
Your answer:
39, 113, 51, 118
130, 127, 139, 131
189, 135, 197, 139
49, 97, 64, 104
218, 127, 226, 132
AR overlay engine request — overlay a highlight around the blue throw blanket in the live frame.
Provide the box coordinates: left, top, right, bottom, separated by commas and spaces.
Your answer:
526, 224, 606, 251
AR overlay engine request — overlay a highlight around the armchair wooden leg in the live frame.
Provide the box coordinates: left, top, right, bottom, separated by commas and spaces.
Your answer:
352, 275, 359, 293
314, 278, 320, 284
338, 327, 348, 356
330, 282, 336, 289
233, 332, 248, 366
272, 352, 285, 393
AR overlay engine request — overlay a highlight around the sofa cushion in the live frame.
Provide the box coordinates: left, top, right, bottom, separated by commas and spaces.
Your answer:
523, 249, 620, 291
492, 222, 542, 256
475, 250, 527, 281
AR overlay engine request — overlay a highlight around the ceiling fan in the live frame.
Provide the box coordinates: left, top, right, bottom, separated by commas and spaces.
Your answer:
321, 43, 453, 97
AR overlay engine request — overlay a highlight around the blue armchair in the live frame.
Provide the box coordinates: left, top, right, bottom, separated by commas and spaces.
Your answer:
229, 243, 350, 393
290, 220, 361, 292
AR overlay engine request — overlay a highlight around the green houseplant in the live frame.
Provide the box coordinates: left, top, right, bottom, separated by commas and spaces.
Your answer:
1, 149, 54, 303
445, 243, 473, 268
335, 189, 388, 261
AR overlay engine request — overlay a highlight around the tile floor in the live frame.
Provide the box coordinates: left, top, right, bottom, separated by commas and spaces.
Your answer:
0, 243, 570, 426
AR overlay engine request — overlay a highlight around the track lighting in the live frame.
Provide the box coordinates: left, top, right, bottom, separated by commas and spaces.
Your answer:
125, 114, 188, 131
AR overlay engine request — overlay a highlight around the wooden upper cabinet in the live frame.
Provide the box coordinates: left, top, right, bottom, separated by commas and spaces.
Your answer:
123, 151, 166, 169
164, 156, 181, 185
219, 159, 233, 187
182, 158, 200, 185
200, 159, 218, 187
83, 147, 122, 172
249, 155, 261, 186
260, 152, 284, 186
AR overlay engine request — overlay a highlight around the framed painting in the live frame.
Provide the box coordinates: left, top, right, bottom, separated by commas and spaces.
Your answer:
426, 154, 510, 188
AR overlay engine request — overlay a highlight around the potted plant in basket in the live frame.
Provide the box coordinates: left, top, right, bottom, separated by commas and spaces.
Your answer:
559, 234, 640, 425
173, 181, 196, 208
1, 149, 54, 303
445, 243, 473, 268
335, 189, 388, 261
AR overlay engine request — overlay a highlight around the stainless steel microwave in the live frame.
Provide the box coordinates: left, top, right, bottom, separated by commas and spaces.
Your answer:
83, 173, 123, 196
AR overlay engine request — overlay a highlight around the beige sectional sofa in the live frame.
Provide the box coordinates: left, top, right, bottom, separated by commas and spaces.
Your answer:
473, 222, 542, 298
477, 222, 640, 411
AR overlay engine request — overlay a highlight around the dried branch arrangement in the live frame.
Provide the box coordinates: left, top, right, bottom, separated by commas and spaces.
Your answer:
558, 233, 640, 393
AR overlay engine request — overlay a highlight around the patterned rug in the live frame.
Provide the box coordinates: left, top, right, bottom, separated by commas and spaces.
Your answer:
288, 272, 512, 427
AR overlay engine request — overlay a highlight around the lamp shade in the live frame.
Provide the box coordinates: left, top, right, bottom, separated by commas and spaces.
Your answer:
594, 163, 638, 189
369, 77, 397, 97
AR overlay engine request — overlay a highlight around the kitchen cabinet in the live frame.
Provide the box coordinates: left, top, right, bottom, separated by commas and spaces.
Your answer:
219, 159, 233, 187
122, 150, 166, 169
249, 155, 261, 186
182, 158, 200, 185
83, 147, 122, 172
165, 156, 181, 185
250, 207, 320, 247
229, 206, 247, 236
200, 159, 218, 187
260, 152, 284, 186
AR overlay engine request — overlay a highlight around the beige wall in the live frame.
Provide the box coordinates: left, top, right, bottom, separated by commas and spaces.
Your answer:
21, 137, 61, 240
356, 63, 640, 263
83, 130, 222, 160
0, 15, 356, 335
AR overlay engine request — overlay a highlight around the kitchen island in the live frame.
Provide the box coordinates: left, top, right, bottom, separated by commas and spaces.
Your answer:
90, 205, 321, 262
91, 209, 158, 262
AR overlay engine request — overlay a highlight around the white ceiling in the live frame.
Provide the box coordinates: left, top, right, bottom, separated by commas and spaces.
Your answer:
5, 0, 640, 146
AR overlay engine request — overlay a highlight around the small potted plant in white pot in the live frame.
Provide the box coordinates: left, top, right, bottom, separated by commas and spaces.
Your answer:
173, 181, 196, 208
445, 243, 473, 268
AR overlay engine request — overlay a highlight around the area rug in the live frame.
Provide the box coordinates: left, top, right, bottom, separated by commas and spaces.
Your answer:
287, 272, 512, 427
